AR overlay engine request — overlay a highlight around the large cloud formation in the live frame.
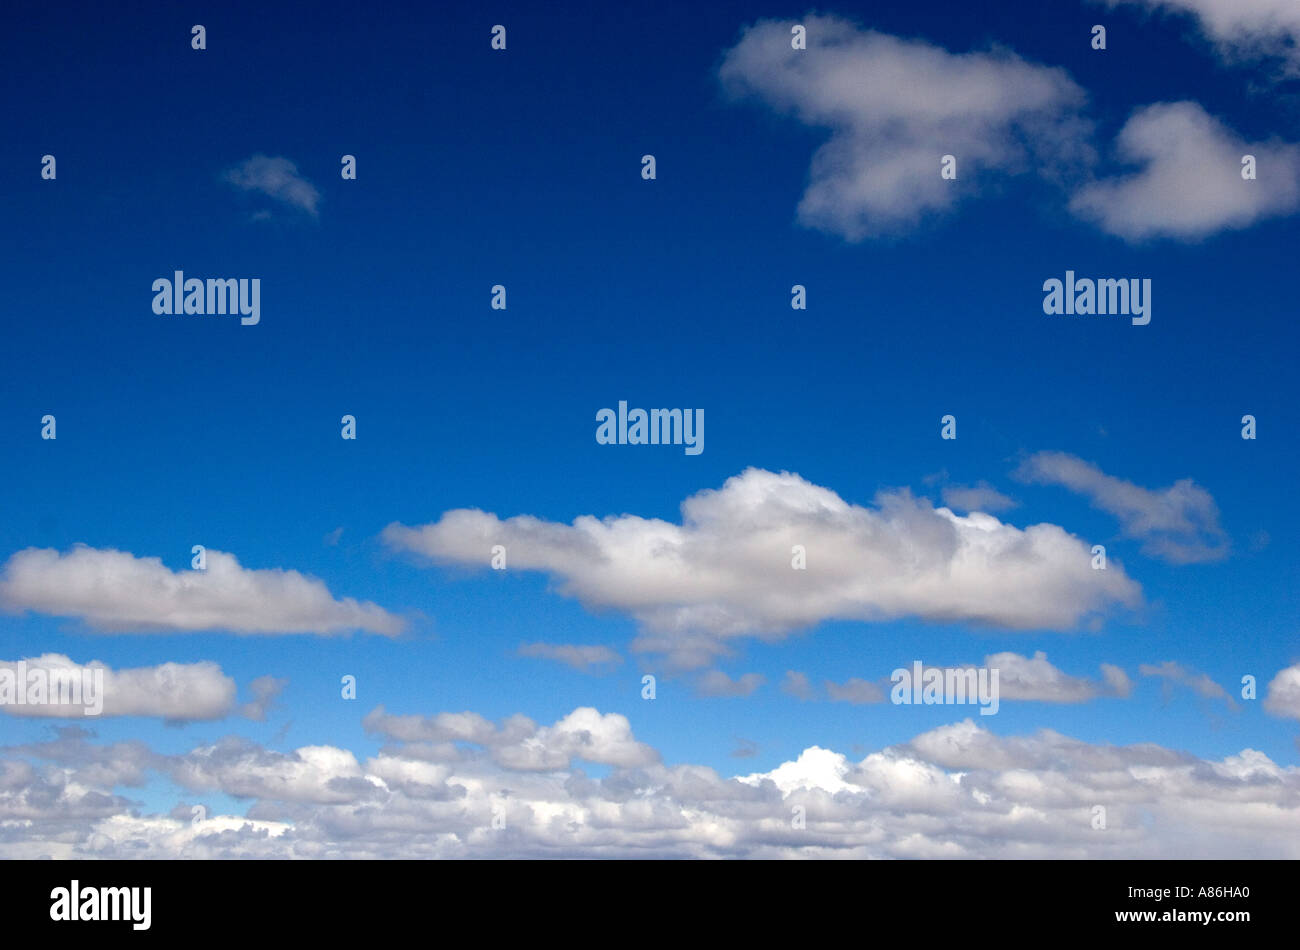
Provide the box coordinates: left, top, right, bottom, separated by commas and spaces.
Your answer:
3, 711, 1299, 859
384, 468, 1140, 668
0, 545, 404, 636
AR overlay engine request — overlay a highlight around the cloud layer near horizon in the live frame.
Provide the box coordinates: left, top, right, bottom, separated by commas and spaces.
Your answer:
4, 710, 1299, 859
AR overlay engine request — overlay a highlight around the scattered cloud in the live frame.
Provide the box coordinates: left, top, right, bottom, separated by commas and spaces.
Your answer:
1264, 663, 1300, 720
223, 154, 321, 217
1069, 102, 1300, 241
362, 705, 659, 771
5, 714, 1300, 858
986, 651, 1132, 702
731, 737, 759, 759
0, 545, 405, 636
517, 642, 622, 673
0, 654, 237, 720
1140, 661, 1236, 707
695, 670, 766, 697
719, 15, 1090, 239
1016, 451, 1228, 563
941, 482, 1018, 513
240, 675, 288, 722
824, 677, 886, 704
781, 670, 816, 701
1099, 0, 1300, 72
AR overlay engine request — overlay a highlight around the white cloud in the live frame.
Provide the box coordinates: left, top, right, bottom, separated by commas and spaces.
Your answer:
384, 467, 1140, 669
0, 545, 404, 636
240, 675, 288, 722
223, 154, 321, 216
781, 670, 816, 700
695, 671, 765, 698
719, 15, 1090, 239
941, 482, 1017, 513
517, 642, 622, 672
1140, 661, 1235, 707
824, 677, 885, 704
6, 714, 1300, 858
0, 654, 237, 720
1069, 102, 1300, 240
362, 705, 659, 771
1016, 451, 1228, 563
1100, 0, 1300, 70
985, 651, 1132, 702
1264, 664, 1300, 720
169, 739, 376, 804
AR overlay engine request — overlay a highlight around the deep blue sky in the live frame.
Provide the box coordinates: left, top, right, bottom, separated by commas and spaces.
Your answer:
1, 0, 1297, 824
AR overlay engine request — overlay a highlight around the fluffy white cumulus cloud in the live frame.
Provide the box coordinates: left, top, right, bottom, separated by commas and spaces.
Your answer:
5, 713, 1300, 859
0, 545, 404, 636
0, 654, 237, 720
718, 15, 1090, 238
1069, 102, 1300, 241
168, 740, 377, 805
1100, 0, 1300, 70
1263, 664, 1300, 720
362, 705, 659, 771
384, 467, 1140, 668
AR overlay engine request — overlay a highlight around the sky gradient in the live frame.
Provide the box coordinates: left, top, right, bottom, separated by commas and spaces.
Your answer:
1, 0, 1298, 858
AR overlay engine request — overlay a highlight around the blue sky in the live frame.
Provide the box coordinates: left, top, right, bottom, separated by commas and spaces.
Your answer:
1, 0, 1298, 858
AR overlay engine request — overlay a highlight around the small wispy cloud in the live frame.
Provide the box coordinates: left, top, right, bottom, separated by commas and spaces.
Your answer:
695, 670, 765, 697
223, 154, 321, 217
941, 481, 1017, 513
1140, 661, 1236, 708
824, 677, 886, 705
517, 642, 622, 673
1016, 451, 1229, 563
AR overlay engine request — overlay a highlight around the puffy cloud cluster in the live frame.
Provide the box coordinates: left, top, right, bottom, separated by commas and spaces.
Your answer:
4, 711, 1300, 859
